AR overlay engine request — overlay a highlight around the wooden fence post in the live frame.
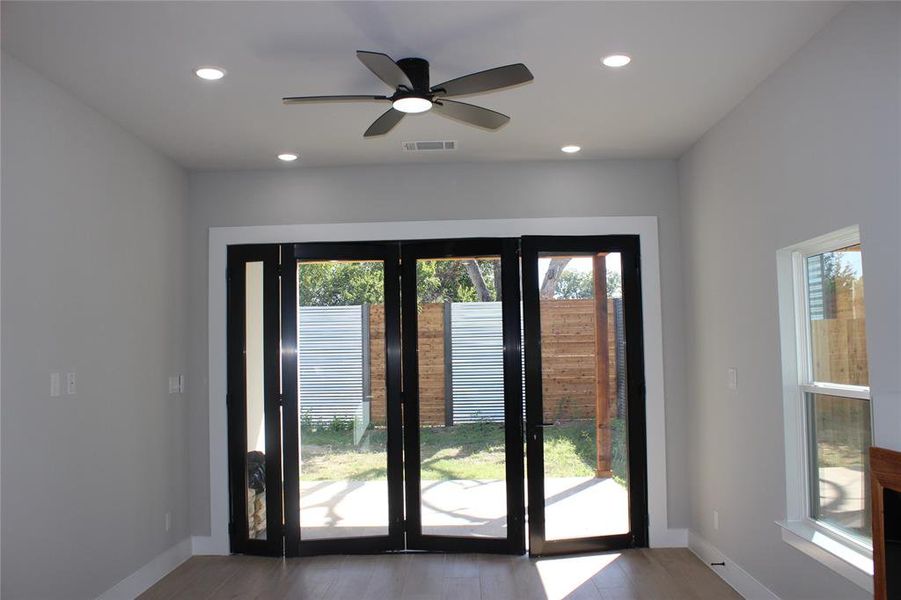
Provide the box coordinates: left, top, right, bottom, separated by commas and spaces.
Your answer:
594, 253, 612, 477
362, 303, 371, 405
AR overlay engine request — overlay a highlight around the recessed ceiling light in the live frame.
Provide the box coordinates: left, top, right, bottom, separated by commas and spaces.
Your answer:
602, 54, 631, 68
194, 66, 226, 81
277, 153, 299, 162
392, 96, 432, 114
561, 145, 581, 154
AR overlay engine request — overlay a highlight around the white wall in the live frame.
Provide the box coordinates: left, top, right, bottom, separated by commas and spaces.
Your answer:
186, 159, 689, 537
678, 3, 900, 599
1, 54, 190, 599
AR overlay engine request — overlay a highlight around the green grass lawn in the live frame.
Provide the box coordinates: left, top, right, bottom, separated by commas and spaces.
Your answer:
299, 420, 627, 483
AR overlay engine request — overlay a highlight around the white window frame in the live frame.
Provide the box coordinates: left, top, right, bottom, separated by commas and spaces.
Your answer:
776, 225, 874, 592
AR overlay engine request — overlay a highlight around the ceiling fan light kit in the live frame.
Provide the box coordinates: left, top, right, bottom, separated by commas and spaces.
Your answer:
393, 96, 432, 114
283, 51, 533, 137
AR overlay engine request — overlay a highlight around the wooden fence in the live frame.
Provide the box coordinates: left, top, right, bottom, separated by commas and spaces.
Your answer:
368, 299, 618, 427
810, 318, 868, 386
809, 317, 869, 461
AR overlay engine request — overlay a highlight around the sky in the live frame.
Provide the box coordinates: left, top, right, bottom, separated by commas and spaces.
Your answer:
536, 253, 621, 285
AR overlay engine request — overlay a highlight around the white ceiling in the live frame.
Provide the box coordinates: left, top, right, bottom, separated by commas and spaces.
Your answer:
1, 1, 843, 170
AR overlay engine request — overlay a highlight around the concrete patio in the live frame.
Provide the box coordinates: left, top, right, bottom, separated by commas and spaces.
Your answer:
297, 476, 629, 540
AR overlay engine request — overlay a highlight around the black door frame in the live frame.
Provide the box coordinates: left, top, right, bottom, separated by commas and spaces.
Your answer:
521, 235, 649, 556
400, 238, 525, 554
226, 244, 284, 556
281, 242, 405, 556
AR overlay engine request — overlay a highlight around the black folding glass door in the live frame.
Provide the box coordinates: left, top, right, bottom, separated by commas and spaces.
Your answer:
400, 239, 525, 554
226, 236, 647, 558
522, 235, 648, 556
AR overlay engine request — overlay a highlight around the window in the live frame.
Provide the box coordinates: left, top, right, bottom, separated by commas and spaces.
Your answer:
801, 242, 870, 542
778, 226, 873, 590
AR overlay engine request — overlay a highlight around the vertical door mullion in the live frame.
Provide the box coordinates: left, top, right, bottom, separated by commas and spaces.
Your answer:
521, 238, 547, 554
400, 246, 423, 546
281, 245, 300, 557
226, 248, 249, 553
501, 238, 526, 554
262, 250, 284, 554
384, 244, 406, 546
621, 240, 649, 547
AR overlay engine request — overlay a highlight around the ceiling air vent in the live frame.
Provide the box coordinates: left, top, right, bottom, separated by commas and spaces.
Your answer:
402, 140, 457, 152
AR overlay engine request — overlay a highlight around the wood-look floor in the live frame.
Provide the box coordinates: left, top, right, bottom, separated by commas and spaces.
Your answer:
139, 548, 743, 600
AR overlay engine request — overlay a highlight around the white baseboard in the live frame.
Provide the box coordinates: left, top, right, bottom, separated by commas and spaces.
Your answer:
191, 535, 229, 556
651, 527, 688, 547
96, 538, 192, 600
688, 531, 780, 600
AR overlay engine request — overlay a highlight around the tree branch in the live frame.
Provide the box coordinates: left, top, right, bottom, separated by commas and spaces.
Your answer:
540, 258, 571, 298
463, 260, 492, 302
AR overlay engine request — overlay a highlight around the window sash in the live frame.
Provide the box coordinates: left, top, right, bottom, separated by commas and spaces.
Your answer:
800, 383, 870, 400
793, 248, 870, 393
804, 390, 872, 544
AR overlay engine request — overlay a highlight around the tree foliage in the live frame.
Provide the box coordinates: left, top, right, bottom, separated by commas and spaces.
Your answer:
297, 258, 621, 306
298, 259, 501, 306
815, 248, 862, 318
416, 259, 500, 303
298, 262, 385, 306
552, 270, 622, 299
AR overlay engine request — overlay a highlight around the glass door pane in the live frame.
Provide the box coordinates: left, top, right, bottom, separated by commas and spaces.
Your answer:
402, 239, 524, 553
539, 252, 629, 540
523, 236, 647, 556
296, 258, 389, 539
245, 261, 268, 541
281, 243, 404, 556
419, 255, 506, 537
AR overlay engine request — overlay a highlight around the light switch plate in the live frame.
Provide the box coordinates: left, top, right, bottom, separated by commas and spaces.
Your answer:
66, 372, 76, 395
727, 368, 738, 391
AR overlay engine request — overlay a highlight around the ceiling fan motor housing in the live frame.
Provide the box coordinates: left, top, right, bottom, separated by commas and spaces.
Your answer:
396, 58, 431, 96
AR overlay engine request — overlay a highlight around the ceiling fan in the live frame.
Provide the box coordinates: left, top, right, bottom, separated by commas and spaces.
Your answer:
283, 51, 533, 137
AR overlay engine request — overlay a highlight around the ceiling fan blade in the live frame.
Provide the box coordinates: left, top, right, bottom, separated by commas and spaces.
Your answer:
431, 100, 510, 130
282, 95, 389, 104
356, 51, 413, 90
431, 63, 533, 97
364, 108, 405, 137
